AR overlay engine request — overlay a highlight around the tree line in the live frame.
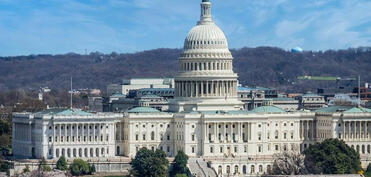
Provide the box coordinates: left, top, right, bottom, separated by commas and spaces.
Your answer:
0, 47, 370, 92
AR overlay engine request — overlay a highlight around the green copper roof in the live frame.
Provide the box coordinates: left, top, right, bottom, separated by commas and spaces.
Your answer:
127, 107, 160, 113
251, 106, 285, 113
111, 93, 125, 97
36, 108, 93, 116
316, 106, 371, 113
344, 107, 371, 113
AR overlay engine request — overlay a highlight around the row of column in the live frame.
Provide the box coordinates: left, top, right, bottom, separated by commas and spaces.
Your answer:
180, 60, 232, 71
300, 120, 315, 141
51, 123, 113, 144
175, 80, 237, 98
203, 122, 251, 144
343, 121, 370, 141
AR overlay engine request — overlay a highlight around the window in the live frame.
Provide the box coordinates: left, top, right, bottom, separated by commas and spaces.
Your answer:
244, 146, 247, 153
167, 135, 170, 140
291, 132, 294, 139
258, 146, 262, 152
49, 126, 51, 130
210, 147, 213, 153
192, 147, 195, 153
143, 134, 146, 141
284, 133, 287, 139
167, 146, 170, 153
151, 132, 155, 140
275, 145, 279, 151
49, 137, 52, 142
192, 134, 195, 141
220, 147, 223, 153
291, 123, 294, 126
234, 147, 237, 153
284, 123, 287, 126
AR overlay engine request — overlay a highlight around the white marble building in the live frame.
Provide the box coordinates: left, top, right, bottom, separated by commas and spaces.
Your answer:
11, 0, 371, 176
12, 109, 122, 159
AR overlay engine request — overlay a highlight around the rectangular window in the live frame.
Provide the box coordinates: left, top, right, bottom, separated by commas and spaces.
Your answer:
220, 147, 223, 153
234, 147, 237, 153
167, 146, 170, 153
192, 147, 195, 153
210, 147, 213, 153
49, 137, 52, 142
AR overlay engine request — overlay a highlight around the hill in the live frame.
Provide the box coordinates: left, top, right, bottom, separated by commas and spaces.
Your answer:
0, 47, 370, 93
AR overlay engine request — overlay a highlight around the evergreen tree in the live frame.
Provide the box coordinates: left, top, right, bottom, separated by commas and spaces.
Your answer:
56, 156, 68, 171
171, 151, 189, 177
130, 147, 169, 177
39, 157, 52, 172
304, 138, 361, 174
69, 159, 90, 176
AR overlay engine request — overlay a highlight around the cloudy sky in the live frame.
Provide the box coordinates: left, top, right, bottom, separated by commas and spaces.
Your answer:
0, 0, 371, 56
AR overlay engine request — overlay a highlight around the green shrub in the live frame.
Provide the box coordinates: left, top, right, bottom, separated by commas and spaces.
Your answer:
69, 159, 90, 176
56, 156, 68, 171
23, 165, 30, 173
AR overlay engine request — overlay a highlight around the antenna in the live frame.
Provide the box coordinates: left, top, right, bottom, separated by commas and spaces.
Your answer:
70, 77, 73, 109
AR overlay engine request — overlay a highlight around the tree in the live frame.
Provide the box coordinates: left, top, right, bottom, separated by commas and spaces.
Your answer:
56, 156, 68, 171
304, 138, 361, 174
364, 163, 371, 177
171, 151, 189, 177
130, 147, 169, 177
39, 157, 52, 172
69, 159, 90, 176
23, 165, 30, 173
272, 151, 307, 175
89, 164, 96, 174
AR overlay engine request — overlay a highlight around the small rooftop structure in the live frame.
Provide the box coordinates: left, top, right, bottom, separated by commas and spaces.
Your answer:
127, 107, 161, 113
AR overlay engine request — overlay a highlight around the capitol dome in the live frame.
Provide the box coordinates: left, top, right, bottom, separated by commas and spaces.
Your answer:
184, 24, 228, 50
181, 0, 231, 55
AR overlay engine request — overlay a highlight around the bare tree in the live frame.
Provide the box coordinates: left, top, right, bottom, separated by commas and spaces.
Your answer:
272, 151, 307, 175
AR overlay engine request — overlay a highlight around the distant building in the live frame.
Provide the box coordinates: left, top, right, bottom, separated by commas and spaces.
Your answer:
264, 97, 299, 112
88, 97, 104, 112
99, 88, 175, 112
298, 92, 326, 111
353, 83, 371, 101
238, 86, 265, 110
107, 78, 175, 96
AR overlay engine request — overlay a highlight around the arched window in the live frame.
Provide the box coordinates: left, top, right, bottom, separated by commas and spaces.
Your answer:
151, 131, 155, 141
243, 165, 247, 174
251, 165, 255, 173
218, 166, 222, 174
267, 165, 272, 174
226, 165, 230, 174
234, 165, 239, 174
368, 145, 370, 154
362, 145, 365, 154
259, 165, 263, 173
116, 146, 120, 155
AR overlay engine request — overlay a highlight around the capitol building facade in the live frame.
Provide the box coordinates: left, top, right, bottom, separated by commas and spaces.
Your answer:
12, 0, 371, 176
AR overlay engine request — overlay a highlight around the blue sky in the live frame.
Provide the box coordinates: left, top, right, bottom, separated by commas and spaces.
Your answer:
0, 0, 371, 56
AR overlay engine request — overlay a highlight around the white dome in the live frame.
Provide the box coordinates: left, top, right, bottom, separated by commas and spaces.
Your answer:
183, 23, 228, 50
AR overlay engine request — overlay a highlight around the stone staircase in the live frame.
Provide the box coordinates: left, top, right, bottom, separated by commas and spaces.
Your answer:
188, 158, 217, 177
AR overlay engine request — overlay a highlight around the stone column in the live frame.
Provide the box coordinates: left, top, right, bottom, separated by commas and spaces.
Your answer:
214, 123, 217, 142
343, 121, 345, 139
201, 81, 204, 97
196, 81, 199, 97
